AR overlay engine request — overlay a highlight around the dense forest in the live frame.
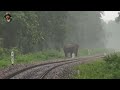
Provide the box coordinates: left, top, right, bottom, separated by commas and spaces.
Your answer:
0, 11, 106, 54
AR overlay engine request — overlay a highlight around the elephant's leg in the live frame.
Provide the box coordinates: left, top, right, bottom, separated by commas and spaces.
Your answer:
75, 50, 78, 57
65, 52, 67, 57
70, 52, 73, 58
64, 51, 68, 57
75, 52, 77, 57
72, 53, 75, 58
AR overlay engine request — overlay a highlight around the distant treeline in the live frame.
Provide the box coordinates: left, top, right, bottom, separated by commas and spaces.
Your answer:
0, 11, 106, 54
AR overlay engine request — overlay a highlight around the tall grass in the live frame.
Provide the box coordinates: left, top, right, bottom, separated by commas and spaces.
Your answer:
78, 48, 110, 56
72, 52, 120, 79
15, 49, 64, 63
0, 48, 115, 69
0, 48, 64, 69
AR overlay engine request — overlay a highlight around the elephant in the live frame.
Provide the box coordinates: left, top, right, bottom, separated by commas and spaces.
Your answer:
63, 43, 79, 58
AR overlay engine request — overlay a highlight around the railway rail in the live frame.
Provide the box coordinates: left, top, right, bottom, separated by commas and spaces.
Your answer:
4, 54, 104, 79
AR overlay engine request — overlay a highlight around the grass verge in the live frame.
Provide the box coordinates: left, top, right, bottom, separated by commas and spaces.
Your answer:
72, 53, 120, 79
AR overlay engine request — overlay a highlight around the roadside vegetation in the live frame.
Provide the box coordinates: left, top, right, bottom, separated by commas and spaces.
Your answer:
0, 11, 106, 69
0, 48, 64, 68
73, 52, 120, 79
0, 47, 111, 69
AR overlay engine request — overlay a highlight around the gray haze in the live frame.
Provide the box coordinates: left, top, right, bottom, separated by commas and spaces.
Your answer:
103, 20, 120, 51
100, 11, 120, 51
65, 11, 105, 49
0, 11, 115, 53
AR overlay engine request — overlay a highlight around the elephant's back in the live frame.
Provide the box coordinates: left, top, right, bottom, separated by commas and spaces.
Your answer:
63, 43, 74, 49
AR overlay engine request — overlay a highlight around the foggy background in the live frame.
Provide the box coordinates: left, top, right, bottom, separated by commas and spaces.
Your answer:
1, 11, 120, 54
101, 11, 120, 51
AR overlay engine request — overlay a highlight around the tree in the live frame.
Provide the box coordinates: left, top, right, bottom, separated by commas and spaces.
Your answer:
115, 12, 120, 23
0, 11, 105, 54
0, 11, 68, 53
65, 11, 105, 48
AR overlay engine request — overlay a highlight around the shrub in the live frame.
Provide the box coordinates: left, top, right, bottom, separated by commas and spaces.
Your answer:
103, 53, 120, 69
0, 48, 10, 60
10, 47, 21, 55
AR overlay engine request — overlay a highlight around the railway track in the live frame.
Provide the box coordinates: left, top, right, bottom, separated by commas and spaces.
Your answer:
4, 54, 104, 79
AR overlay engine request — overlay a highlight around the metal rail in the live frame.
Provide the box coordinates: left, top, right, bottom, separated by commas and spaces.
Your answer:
4, 54, 104, 79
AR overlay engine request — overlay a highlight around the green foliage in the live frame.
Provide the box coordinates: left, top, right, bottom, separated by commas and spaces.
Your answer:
0, 59, 11, 68
78, 48, 109, 56
0, 49, 64, 68
65, 11, 105, 48
0, 47, 21, 60
73, 60, 109, 79
10, 47, 21, 55
115, 13, 120, 23
0, 11, 105, 54
103, 53, 120, 73
73, 53, 120, 79
0, 48, 10, 60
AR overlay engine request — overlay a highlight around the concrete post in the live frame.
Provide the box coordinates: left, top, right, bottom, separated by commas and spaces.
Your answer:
11, 51, 14, 65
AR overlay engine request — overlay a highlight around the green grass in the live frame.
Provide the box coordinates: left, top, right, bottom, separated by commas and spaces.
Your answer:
78, 48, 110, 56
72, 53, 120, 79
16, 50, 64, 63
0, 56, 11, 68
0, 48, 115, 69
73, 60, 112, 79
0, 49, 64, 69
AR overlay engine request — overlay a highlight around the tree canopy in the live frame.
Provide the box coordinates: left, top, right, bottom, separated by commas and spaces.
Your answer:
0, 11, 105, 54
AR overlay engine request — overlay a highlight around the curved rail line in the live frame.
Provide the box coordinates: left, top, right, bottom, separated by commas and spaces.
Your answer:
39, 55, 104, 79
4, 54, 104, 79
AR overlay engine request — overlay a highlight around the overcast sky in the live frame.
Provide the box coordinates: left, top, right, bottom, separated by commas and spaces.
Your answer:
101, 11, 120, 23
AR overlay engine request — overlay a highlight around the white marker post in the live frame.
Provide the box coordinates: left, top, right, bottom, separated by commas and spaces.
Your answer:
72, 53, 75, 58
77, 70, 80, 76
11, 50, 14, 65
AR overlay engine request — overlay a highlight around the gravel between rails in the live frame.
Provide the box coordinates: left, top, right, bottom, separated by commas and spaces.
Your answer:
44, 61, 82, 79
10, 61, 72, 79
0, 58, 67, 79
43, 56, 102, 79
0, 58, 78, 79
0, 54, 104, 79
